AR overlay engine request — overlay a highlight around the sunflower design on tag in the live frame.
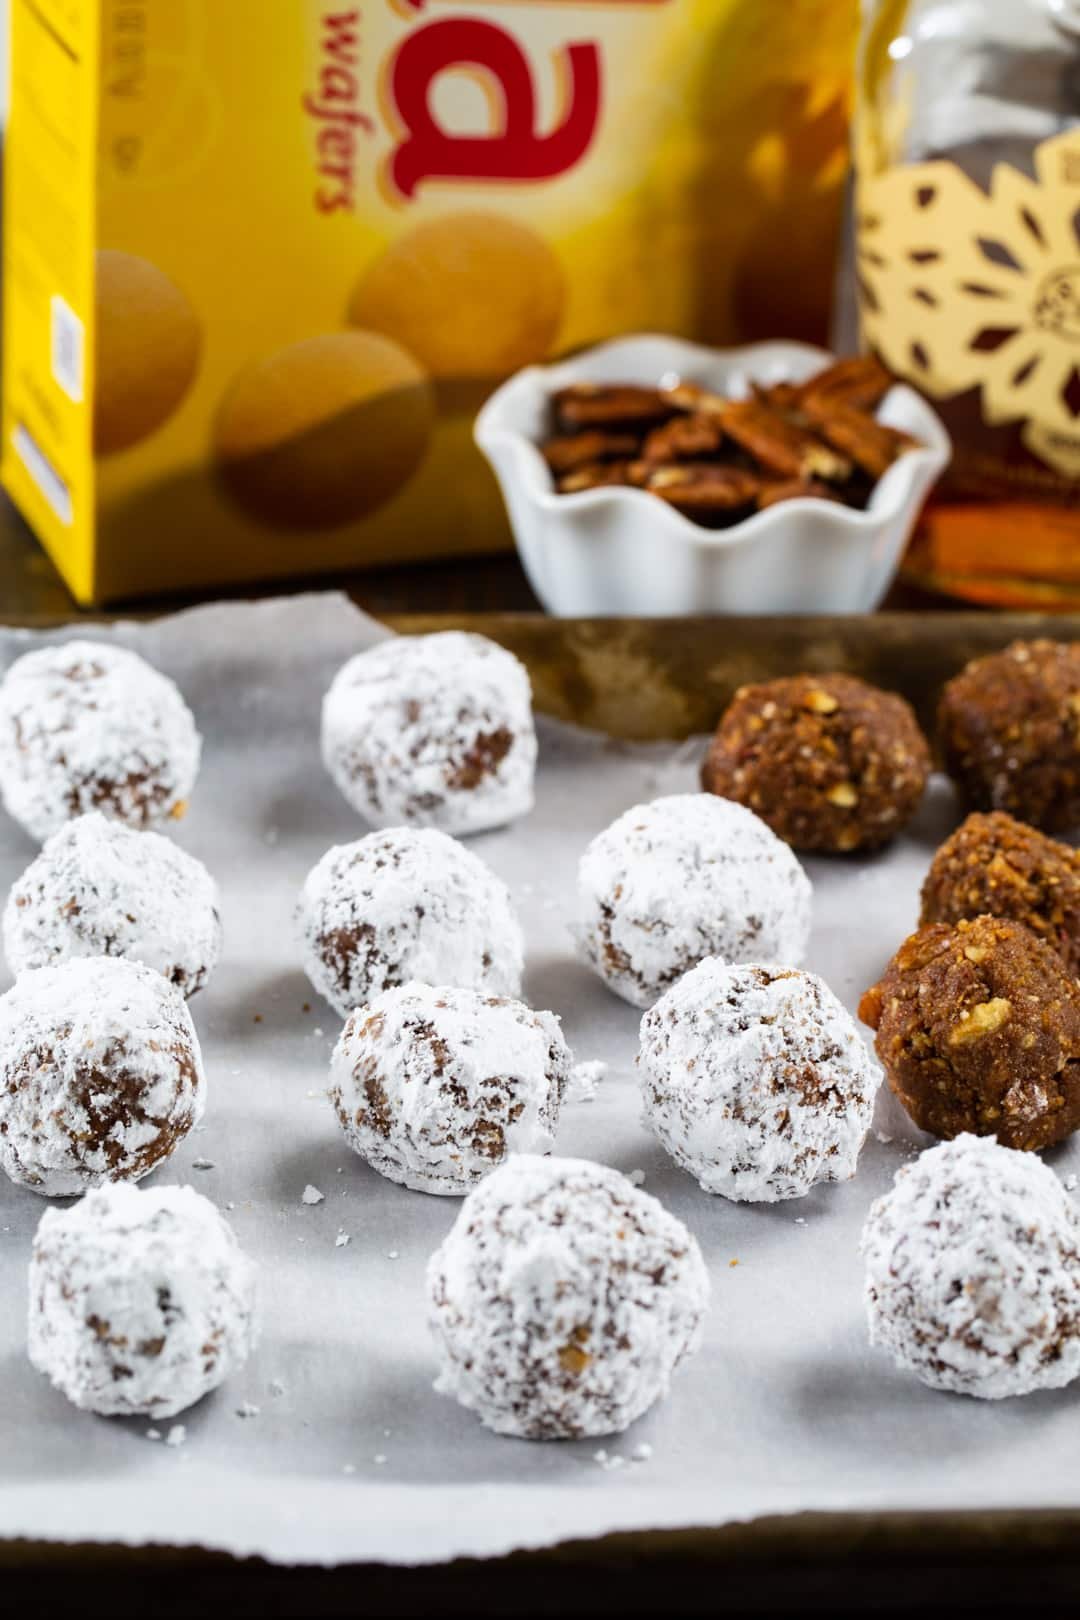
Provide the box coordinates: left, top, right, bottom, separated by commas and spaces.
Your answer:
857, 129, 1080, 476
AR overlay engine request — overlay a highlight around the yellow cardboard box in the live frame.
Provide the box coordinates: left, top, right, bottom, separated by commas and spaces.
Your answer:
2, 0, 856, 605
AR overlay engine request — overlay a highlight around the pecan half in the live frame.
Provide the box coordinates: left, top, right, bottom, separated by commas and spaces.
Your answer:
641, 413, 725, 463
661, 381, 728, 416
556, 461, 636, 493
756, 477, 842, 509
799, 396, 914, 480
553, 384, 674, 431
542, 430, 642, 475
798, 354, 892, 413
720, 399, 851, 482
645, 463, 761, 517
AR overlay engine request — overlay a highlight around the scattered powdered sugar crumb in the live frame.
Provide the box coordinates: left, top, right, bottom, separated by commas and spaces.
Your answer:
794, 1216, 807, 1226
165, 1425, 186, 1448
632, 1442, 653, 1463
373, 1453, 387, 1465
313, 1028, 325, 1039
236, 1402, 260, 1419
146, 1428, 162, 1442
874, 1128, 894, 1145
225, 1202, 236, 1211
269, 1379, 286, 1397
192, 1158, 215, 1171
335, 1231, 350, 1247
386, 1249, 399, 1260
343, 1463, 356, 1476
301, 1185, 324, 1205
593, 1448, 627, 1471
628, 1168, 646, 1187
1065, 1173, 1078, 1192
569, 1059, 608, 1103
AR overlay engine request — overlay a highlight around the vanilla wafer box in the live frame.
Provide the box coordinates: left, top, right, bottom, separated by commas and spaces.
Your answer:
2, 0, 857, 604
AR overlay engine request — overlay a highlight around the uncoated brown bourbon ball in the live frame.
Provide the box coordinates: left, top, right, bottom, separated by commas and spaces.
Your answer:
920, 811, 1080, 975
938, 639, 1080, 832
859, 915, 1080, 1152
702, 672, 930, 853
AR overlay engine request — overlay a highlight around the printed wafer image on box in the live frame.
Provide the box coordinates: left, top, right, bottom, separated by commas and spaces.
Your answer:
1, 0, 857, 604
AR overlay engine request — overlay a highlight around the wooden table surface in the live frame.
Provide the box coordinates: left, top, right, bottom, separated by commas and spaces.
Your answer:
0, 493, 951, 621
0, 496, 544, 619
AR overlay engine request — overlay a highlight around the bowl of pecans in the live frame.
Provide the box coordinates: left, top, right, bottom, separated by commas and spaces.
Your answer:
475, 335, 950, 616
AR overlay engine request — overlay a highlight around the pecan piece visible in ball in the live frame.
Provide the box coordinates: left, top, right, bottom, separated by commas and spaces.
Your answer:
920, 811, 1080, 974
938, 639, 1080, 832
859, 915, 1080, 1152
702, 672, 930, 853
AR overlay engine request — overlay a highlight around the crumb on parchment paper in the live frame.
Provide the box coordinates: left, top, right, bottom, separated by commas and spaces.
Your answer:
569, 1060, 608, 1102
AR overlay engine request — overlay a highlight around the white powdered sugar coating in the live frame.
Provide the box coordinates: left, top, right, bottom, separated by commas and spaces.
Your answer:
576, 794, 813, 1008
862, 1135, 1080, 1399
28, 1183, 257, 1418
330, 982, 570, 1195
639, 958, 881, 1203
321, 631, 536, 836
0, 640, 201, 843
0, 956, 205, 1196
4, 812, 223, 996
297, 827, 523, 1019
427, 1154, 709, 1439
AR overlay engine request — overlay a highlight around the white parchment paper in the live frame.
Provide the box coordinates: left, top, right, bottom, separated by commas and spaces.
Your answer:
0, 592, 1078, 1568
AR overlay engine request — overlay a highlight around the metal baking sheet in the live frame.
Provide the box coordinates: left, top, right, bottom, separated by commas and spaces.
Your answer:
1, 593, 1079, 1570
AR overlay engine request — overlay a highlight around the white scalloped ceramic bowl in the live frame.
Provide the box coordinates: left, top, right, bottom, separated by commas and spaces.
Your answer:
475, 335, 951, 617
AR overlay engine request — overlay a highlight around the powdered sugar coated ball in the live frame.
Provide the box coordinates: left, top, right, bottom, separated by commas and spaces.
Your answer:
639, 959, 880, 1202
862, 1134, 1080, 1398
4, 812, 222, 995
29, 1182, 257, 1418
298, 827, 523, 1019
576, 794, 813, 1008
428, 1154, 709, 1438
0, 957, 205, 1196
0, 640, 200, 843
330, 982, 570, 1194
321, 631, 536, 835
